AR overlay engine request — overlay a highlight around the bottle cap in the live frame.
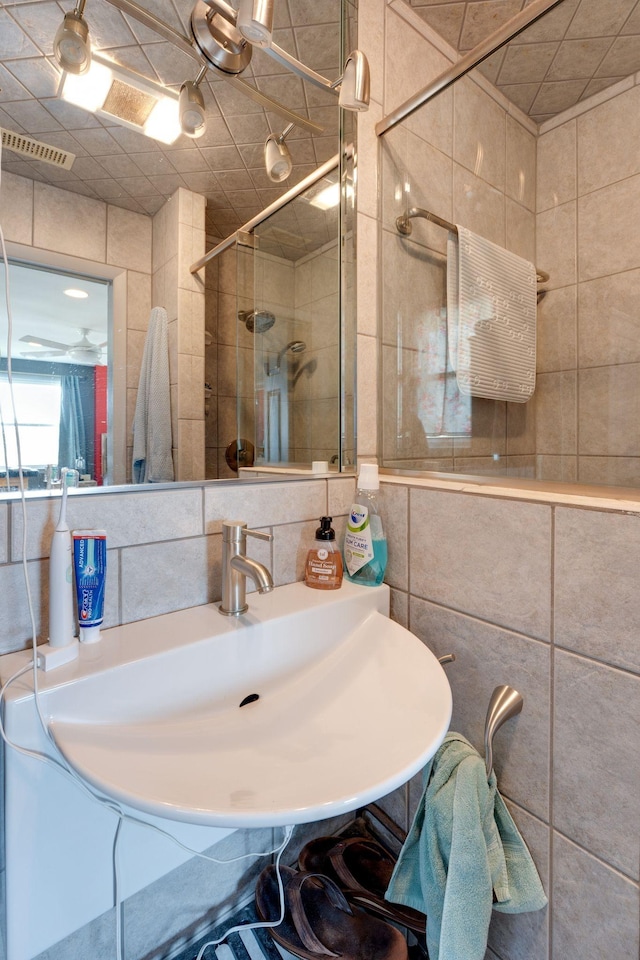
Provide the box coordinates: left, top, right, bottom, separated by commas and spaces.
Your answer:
79, 625, 101, 644
315, 516, 335, 541
358, 463, 379, 490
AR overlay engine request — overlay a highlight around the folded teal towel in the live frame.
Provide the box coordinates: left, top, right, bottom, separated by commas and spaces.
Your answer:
385, 732, 547, 960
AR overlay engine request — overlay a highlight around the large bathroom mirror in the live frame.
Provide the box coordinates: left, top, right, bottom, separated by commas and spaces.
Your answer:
380, 0, 640, 489
0, 0, 357, 494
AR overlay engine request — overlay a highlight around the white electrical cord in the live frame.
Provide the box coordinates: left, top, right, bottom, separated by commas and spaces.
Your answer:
195, 824, 294, 960
0, 145, 292, 960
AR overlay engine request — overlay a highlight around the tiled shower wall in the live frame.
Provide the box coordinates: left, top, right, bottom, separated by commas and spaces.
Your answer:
208, 237, 341, 471
375, 477, 640, 960
536, 77, 640, 486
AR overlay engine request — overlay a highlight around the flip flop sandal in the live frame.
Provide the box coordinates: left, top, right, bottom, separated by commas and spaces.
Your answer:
298, 836, 426, 935
255, 865, 408, 960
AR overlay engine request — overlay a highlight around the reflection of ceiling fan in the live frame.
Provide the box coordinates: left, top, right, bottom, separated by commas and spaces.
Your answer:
19, 328, 107, 364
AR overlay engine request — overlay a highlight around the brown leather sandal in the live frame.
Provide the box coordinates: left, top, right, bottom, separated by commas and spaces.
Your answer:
298, 836, 426, 935
255, 865, 408, 960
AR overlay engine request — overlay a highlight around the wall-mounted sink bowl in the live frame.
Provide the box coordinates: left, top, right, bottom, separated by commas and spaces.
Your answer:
13, 582, 452, 828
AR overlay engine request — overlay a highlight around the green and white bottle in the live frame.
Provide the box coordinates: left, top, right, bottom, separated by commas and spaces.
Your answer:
343, 463, 388, 586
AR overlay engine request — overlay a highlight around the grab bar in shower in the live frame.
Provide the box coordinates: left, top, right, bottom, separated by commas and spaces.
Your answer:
396, 206, 550, 285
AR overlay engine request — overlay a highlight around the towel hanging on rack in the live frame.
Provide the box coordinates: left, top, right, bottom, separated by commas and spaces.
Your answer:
447, 227, 537, 403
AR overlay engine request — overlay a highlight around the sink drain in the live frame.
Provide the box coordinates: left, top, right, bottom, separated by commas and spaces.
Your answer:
239, 693, 260, 707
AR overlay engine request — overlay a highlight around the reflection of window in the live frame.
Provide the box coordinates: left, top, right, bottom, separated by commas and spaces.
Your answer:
0, 374, 62, 470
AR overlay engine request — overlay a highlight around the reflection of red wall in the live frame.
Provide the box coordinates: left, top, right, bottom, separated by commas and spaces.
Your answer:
94, 366, 107, 485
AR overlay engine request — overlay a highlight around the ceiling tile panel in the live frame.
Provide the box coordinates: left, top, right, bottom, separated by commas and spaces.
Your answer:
5, 56, 61, 99
0, 9, 42, 60
565, 0, 637, 39
0, 62, 31, 103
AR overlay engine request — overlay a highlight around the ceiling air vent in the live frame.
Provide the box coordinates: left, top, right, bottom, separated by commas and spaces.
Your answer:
0, 128, 75, 170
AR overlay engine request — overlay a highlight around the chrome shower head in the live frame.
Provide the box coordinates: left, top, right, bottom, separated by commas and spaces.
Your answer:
274, 340, 306, 364
239, 309, 276, 333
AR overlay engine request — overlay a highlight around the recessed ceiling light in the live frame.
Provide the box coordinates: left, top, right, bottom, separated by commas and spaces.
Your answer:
64, 288, 89, 299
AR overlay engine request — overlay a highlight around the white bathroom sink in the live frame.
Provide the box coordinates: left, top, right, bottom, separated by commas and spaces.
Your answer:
14, 582, 452, 828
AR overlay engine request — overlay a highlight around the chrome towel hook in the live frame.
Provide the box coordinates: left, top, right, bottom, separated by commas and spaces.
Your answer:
484, 685, 523, 778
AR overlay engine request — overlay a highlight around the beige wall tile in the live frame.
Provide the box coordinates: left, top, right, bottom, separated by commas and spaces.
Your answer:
410, 596, 551, 818
552, 833, 639, 960
327, 476, 356, 518
453, 398, 507, 458
506, 116, 537, 212
578, 363, 640, 456
506, 398, 536, 456
536, 455, 577, 482
488, 801, 550, 960
33, 182, 106, 262
0, 504, 7, 563
0, 171, 33, 244
535, 371, 577, 456
578, 175, 640, 282
505, 198, 536, 263
577, 85, 640, 195
389, 587, 408, 627
127, 271, 152, 332
357, 333, 378, 458
577, 456, 640, 487
578, 269, 640, 367
378, 481, 408, 590
553, 652, 640, 877
536, 285, 577, 373
384, 5, 451, 120
536, 119, 576, 213
536, 201, 577, 289
453, 164, 505, 246
454, 77, 506, 192
0, 560, 46, 652
120, 535, 219, 622
11, 488, 203, 560
409, 488, 552, 640
107, 206, 152, 273
356, 99, 383, 221
272, 518, 317, 585
356, 213, 379, 337
204, 479, 326, 532
381, 228, 447, 349
555, 507, 640, 674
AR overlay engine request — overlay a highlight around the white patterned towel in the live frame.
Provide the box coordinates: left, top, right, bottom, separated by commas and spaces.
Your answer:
447, 227, 536, 403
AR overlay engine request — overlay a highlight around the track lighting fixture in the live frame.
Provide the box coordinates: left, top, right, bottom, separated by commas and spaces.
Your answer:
236, 0, 273, 47
54, 0, 91, 76
264, 123, 293, 183
179, 66, 207, 138
338, 50, 370, 112
62, 0, 373, 144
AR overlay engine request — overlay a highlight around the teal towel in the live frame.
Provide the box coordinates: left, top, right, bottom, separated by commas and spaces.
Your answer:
385, 732, 547, 960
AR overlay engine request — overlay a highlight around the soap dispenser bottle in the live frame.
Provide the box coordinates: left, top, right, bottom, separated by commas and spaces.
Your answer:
343, 463, 388, 586
304, 516, 343, 590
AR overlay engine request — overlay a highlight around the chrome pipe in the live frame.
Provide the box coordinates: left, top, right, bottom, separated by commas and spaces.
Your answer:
190, 152, 343, 273
376, 0, 566, 137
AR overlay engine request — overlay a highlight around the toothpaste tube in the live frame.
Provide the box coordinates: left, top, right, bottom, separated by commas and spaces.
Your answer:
72, 530, 107, 644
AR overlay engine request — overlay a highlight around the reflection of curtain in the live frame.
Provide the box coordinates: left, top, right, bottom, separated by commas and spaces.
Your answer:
132, 307, 174, 483
58, 375, 86, 471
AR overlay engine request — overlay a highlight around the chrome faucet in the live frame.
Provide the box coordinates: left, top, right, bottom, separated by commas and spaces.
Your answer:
219, 520, 274, 616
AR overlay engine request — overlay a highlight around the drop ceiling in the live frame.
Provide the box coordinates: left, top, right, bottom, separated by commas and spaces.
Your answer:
1, 0, 639, 242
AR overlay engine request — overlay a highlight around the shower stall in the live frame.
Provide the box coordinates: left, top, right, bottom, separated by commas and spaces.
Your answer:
202, 158, 355, 478
378, 0, 640, 490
